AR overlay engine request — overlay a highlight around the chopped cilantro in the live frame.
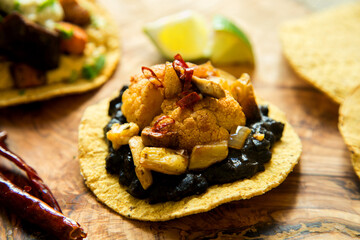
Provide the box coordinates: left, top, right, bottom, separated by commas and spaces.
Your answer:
82, 55, 106, 80
18, 89, 26, 95
13, 1, 21, 12
37, 0, 56, 12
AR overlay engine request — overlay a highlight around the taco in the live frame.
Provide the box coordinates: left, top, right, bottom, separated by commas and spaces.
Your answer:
339, 86, 360, 179
0, 0, 120, 107
78, 55, 301, 221
280, 2, 360, 104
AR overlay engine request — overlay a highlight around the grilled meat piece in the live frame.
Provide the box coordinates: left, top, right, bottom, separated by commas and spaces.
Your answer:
10, 63, 46, 89
0, 13, 61, 70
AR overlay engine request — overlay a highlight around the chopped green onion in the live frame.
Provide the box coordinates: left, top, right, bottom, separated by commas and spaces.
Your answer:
37, 0, 56, 12
82, 55, 106, 80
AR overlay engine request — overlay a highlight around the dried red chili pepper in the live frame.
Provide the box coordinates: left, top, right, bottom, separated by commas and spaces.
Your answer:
176, 92, 201, 109
152, 115, 175, 133
142, 66, 163, 88
172, 54, 194, 93
0, 173, 87, 240
0, 130, 62, 212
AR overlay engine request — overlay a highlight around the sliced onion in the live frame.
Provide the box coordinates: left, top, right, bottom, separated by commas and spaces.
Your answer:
228, 126, 252, 149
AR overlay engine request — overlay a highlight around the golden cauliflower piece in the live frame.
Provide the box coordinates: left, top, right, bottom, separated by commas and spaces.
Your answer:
121, 78, 164, 129
123, 61, 246, 151
157, 93, 245, 151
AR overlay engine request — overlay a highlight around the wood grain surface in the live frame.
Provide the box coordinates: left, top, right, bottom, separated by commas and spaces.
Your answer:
1, 0, 359, 239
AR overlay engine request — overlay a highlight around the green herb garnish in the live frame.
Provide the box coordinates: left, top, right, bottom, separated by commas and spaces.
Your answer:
37, 0, 56, 12
82, 55, 106, 80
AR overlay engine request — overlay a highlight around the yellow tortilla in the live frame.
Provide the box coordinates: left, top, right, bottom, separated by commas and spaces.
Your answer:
0, 0, 120, 107
280, 2, 360, 104
339, 86, 360, 178
78, 97, 302, 221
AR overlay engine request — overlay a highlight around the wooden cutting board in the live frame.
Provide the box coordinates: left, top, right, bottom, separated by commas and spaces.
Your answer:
1, 0, 360, 239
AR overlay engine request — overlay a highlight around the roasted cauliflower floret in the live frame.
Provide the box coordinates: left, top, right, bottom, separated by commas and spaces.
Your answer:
206, 91, 246, 130
123, 61, 246, 151
169, 108, 229, 151
121, 78, 164, 129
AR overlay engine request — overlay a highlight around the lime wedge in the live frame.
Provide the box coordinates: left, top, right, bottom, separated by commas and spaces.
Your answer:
144, 10, 211, 61
210, 15, 254, 66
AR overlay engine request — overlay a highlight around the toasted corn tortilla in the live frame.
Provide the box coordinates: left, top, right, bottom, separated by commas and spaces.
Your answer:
280, 2, 360, 104
0, 0, 120, 108
339, 87, 360, 178
78, 97, 302, 221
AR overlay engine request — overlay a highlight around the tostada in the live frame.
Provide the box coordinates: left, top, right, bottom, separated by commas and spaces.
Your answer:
78, 55, 301, 221
0, 0, 120, 107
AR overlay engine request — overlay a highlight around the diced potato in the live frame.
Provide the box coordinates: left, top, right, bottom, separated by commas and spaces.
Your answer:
192, 76, 225, 99
129, 136, 153, 190
140, 147, 188, 175
163, 62, 182, 99
141, 126, 178, 148
106, 122, 139, 149
189, 140, 228, 170
230, 73, 261, 122
253, 133, 265, 141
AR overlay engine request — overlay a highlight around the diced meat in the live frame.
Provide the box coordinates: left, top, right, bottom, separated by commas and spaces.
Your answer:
141, 126, 179, 148
0, 13, 60, 70
10, 63, 46, 88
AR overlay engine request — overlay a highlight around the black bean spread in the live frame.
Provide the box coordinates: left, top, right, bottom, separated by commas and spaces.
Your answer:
104, 86, 284, 204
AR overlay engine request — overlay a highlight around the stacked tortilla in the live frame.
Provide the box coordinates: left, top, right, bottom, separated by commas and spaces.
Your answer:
280, 2, 360, 177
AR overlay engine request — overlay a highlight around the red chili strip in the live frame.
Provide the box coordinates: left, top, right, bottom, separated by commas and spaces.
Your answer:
172, 54, 194, 93
0, 173, 87, 240
152, 115, 175, 133
176, 92, 201, 109
141, 66, 163, 88
0, 130, 62, 213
